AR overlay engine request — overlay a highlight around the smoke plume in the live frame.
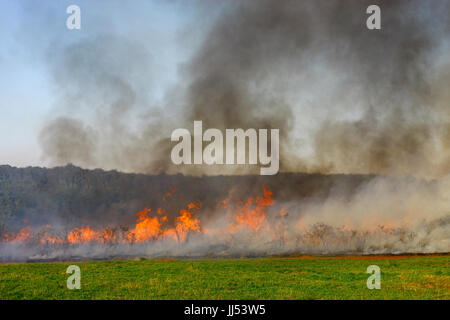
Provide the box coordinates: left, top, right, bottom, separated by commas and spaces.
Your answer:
3, 1, 448, 261
38, 0, 450, 178
1, 173, 449, 261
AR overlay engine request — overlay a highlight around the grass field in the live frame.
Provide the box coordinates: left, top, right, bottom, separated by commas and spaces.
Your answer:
0, 255, 448, 300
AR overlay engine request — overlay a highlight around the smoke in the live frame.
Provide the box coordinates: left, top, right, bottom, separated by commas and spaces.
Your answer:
37, 0, 450, 178
40, 117, 97, 166
1, 174, 449, 261
5, 1, 448, 261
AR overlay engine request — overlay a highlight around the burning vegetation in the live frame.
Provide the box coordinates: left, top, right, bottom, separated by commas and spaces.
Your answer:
1, 181, 449, 262
2, 187, 274, 247
1, 2, 450, 262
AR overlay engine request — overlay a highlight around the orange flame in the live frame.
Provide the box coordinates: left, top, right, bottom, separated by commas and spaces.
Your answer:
1, 187, 281, 246
175, 204, 201, 242
67, 226, 99, 243
127, 208, 162, 243
231, 186, 273, 232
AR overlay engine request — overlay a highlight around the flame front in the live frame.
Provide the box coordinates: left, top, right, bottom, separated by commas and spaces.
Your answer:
67, 226, 99, 243
232, 186, 273, 232
175, 203, 201, 242
1, 186, 429, 254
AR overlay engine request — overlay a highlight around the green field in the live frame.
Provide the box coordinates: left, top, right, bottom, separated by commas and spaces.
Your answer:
0, 255, 448, 300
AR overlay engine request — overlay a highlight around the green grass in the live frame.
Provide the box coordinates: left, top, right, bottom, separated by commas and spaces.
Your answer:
0, 255, 448, 300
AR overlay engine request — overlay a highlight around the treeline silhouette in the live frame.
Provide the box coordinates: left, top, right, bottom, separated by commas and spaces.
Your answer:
0, 164, 379, 234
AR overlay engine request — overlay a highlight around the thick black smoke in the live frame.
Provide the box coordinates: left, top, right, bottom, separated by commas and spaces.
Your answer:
39, 0, 450, 178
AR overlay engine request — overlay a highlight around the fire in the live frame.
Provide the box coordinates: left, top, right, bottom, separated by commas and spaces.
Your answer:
67, 226, 99, 243
1, 185, 447, 256
39, 234, 63, 245
127, 208, 162, 243
175, 203, 201, 242
100, 227, 116, 244
1, 187, 279, 246
231, 186, 273, 232
15, 227, 31, 241
125, 202, 202, 243
3, 227, 32, 243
